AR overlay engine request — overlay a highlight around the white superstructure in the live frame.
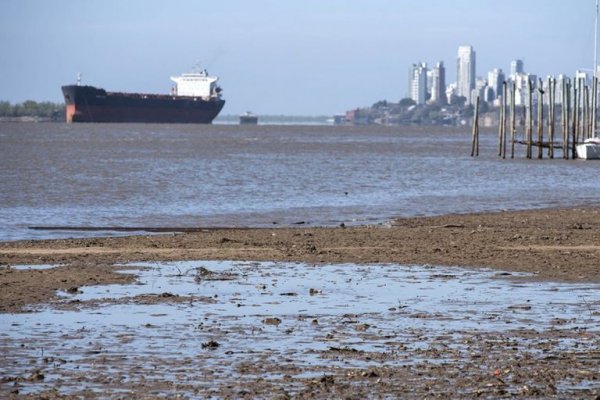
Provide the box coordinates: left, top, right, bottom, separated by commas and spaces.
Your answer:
170, 69, 221, 99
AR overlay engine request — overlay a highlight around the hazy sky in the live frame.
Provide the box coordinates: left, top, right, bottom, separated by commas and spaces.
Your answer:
0, 0, 596, 115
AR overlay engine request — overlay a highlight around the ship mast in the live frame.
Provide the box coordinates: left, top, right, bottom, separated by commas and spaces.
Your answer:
594, 0, 599, 136
595, 0, 598, 76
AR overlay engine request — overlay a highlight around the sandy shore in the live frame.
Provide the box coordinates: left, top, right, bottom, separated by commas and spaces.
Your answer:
1, 207, 599, 313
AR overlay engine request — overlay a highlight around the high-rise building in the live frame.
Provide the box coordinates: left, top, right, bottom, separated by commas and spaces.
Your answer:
426, 69, 434, 99
555, 74, 567, 105
474, 78, 488, 104
575, 69, 589, 84
456, 46, 476, 104
487, 68, 506, 100
483, 86, 495, 103
510, 60, 524, 76
508, 60, 536, 106
513, 73, 537, 106
430, 61, 447, 105
409, 62, 428, 105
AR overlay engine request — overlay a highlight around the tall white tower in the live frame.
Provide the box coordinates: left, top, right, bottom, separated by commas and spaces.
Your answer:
409, 62, 428, 105
456, 45, 476, 104
430, 61, 447, 105
510, 60, 524, 77
487, 68, 505, 100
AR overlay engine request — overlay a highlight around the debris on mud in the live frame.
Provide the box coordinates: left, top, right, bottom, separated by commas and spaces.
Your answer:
263, 317, 282, 326
194, 266, 238, 282
1, 260, 598, 398
201, 340, 220, 349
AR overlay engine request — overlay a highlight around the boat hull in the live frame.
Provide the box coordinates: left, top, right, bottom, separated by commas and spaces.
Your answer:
576, 140, 600, 160
62, 85, 225, 124
239, 115, 258, 125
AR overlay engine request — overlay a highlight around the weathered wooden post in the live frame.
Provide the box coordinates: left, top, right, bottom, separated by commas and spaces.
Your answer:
498, 84, 504, 157
510, 81, 516, 158
591, 76, 598, 137
564, 79, 571, 159
502, 82, 508, 158
548, 77, 556, 158
571, 78, 579, 159
561, 79, 566, 158
527, 79, 534, 159
471, 96, 480, 157
537, 78, 544, 159
521, 103, 527, 150
583, 85, 589, 140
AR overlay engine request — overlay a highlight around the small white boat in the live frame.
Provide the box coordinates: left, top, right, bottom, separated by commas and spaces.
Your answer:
576, 137, 600, 159
239, 112, 258, 125
576, 1, 600, 160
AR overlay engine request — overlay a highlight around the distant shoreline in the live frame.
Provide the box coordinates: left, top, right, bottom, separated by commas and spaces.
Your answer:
0, 116, 60, 123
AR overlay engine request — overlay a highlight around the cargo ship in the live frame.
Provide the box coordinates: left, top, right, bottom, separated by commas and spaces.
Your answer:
61, 69, 225, 123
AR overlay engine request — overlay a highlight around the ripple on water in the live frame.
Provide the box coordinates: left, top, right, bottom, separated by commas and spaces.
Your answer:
0, 261, 598, 396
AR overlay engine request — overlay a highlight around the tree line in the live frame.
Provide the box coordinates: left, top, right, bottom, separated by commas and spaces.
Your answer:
352, 96, 492, 126
0, 100, 65, 119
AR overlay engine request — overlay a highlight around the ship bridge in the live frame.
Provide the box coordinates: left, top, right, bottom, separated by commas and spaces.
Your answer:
170, 69, 220, 99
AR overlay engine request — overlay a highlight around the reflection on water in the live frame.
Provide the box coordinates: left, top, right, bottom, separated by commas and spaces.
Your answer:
1, 123, 599, 241
1, 261, 598, 396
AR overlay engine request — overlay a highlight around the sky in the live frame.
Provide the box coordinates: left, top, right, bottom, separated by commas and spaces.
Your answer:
0, 0, 596, 115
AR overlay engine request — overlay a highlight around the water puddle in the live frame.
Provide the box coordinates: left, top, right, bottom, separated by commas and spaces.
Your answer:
1, 261, 598, 397
4, 264, 60, 271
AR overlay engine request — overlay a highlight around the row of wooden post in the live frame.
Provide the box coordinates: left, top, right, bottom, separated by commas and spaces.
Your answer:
472, 75, 598, 158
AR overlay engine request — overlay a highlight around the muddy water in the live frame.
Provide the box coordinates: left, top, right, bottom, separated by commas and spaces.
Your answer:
1, 261, 598, 397
1, 123, 600, 241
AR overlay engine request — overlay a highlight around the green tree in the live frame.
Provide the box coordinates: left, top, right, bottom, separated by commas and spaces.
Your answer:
399, 98, 416, 108
0, 101, 10, 116
450, 96, 467, 107
478, 101, 490, 114
372, 100, 389, 109
0, 100, 65, 118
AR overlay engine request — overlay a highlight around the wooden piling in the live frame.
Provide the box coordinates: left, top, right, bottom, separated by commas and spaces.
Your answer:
564, 79, 571, 159
469, 74, 592, 161
510, 81, 516, 158
560, 78, 568, 158
527, 79, 534, 159
498, 85, 504, 157
571, 79, 579, 159
583, 84, 589, 140
537, 78, 544, 159
592, 76, 598, 137
548, 77, 555, 158
502, 82, 507, 158
471, 96, 480, 157
522, 103, 527, 138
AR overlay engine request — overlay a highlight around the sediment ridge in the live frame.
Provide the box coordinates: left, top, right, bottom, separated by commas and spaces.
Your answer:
1, 207, 599, 313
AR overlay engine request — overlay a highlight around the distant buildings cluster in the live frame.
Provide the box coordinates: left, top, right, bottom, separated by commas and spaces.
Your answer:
408, 45, 594, 107
339, 44, 598, 126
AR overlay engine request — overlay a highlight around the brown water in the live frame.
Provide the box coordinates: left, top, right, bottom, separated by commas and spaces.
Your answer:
1, 123, 598, 241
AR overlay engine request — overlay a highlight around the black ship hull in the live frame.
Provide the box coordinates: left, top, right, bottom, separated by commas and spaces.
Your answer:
62, 85, 225, 124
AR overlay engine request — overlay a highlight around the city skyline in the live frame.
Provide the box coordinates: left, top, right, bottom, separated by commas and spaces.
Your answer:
406, 50, 533, 106
0, 0, 597, 115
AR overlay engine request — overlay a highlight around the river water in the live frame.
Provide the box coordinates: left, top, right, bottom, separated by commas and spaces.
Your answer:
0, 123, 598, 241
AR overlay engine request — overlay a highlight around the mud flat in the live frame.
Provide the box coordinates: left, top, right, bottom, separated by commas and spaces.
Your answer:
0, 207, 599, 398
